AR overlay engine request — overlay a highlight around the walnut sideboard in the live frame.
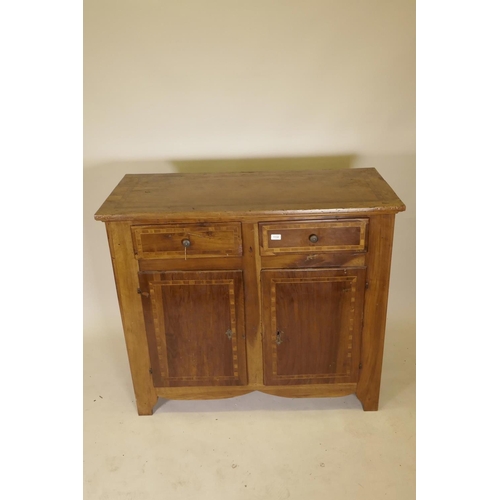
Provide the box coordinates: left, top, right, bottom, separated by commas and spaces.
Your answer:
94, 168, 405, 415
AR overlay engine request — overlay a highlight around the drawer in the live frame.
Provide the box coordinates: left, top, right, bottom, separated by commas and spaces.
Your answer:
259, 219, 368, 256
131, 223, 242, 259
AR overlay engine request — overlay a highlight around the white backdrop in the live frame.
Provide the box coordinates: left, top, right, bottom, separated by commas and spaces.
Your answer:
84, 0, 415, 337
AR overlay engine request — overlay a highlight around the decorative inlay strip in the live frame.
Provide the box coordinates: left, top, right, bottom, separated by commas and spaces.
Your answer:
149, 285, 168, 380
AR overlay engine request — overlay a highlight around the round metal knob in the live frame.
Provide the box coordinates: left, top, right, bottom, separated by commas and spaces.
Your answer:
181, 238, 191, 247
309, 234, 319, 243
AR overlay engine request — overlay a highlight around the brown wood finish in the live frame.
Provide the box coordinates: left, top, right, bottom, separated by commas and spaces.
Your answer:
261, 268, 366, 385
95, 169, 405, 221
95, 169, 405, 414
131, 223, 242, 259
155, 383, 357, 400
260, 219, 368, 255
260, 253, 366, 269
241, 223, 264, 385
138, 270, 247, 387
356, 214, 396, 410
105, 222, 158, 415
138, 257, 243, 272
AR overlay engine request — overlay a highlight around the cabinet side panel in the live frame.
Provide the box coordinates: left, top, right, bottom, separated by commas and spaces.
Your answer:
105, 222, 158, 414
356, 214, 396, 411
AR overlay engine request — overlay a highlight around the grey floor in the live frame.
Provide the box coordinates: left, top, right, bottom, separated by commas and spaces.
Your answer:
84, 317, 415, 500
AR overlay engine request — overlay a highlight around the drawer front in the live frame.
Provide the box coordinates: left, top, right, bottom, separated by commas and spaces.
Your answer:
260, 219, 368, 256
132, 223, 242, 259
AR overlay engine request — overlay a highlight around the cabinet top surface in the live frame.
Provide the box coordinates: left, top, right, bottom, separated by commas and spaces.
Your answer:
94, 168, 405, 221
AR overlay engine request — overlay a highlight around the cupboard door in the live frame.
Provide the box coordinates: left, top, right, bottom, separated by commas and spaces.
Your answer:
262, 268, 366, 385
139, 270, 247, 387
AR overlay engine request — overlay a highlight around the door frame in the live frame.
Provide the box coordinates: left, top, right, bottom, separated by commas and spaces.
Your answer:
138, 270, 248, 387
261, 267, 366, 385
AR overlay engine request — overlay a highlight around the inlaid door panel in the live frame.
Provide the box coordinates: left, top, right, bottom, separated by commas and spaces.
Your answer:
139, 270, 247, 387
262, 268, 366, 385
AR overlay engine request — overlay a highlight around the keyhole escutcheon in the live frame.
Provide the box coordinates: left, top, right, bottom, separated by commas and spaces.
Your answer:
276, 330, 284, 345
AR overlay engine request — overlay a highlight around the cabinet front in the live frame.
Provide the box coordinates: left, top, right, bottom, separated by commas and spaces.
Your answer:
139, 270, 247, 387
262, 268, 366, 385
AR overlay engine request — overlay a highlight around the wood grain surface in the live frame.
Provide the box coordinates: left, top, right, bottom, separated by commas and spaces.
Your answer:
95, 168, 405, 221
261, 268, 366, 386
356, 215, 396, 410
132, 223, 242, 259
260, 219, 368, 255
96, 169, 404, 414
139, 270, 247, 387
105, 222, 158, 415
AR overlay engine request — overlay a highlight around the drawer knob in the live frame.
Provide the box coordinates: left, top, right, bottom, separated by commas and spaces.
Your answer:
181, 238, 191, 247
309, 234, 319, 243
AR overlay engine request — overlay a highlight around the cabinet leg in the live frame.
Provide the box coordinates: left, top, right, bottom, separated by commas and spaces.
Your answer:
356, 215, 395, 413
136, 395, 158, 416
356, 389, 380, 411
